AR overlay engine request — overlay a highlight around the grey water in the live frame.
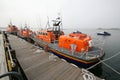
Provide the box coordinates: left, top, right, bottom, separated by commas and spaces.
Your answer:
64, 28, 120, 80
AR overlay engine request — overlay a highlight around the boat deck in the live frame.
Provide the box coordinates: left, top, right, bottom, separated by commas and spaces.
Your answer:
7, 34, 102, 80
48, 43, 104, 61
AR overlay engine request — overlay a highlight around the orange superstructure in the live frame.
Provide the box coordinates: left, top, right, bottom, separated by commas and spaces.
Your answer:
36, 30, 55, 43
19, 29, 33, 37
35, 17, 64, 43
7, 24, 18, 35
18, 26, 33, 39
59, 31, 92, 52
36, 30, 64, 43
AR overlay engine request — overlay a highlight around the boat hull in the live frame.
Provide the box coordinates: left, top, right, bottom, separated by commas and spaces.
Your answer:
18, 34, 34, 43
97, 33, 111, 36
7, 31, 18, 35
97, 32, 111, 36
49, 48, 99, 68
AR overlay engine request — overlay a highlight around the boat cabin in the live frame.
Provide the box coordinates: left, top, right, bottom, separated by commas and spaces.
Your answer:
36, 17, 64, 43
36, 30, 64, 43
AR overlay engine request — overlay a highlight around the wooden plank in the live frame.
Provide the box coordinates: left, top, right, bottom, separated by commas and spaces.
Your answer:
35, 60, 70, 80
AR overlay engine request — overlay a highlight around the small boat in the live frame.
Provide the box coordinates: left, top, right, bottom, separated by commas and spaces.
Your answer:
97, 31, 111, 36
30, 17, 104, 68
17, 25, 33, 41
6, 22, 18, 35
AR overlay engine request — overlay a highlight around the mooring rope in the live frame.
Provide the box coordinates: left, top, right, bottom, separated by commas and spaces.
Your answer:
86, 51, 120, 75
97, 56, 120, 75
102, 61, 120, 75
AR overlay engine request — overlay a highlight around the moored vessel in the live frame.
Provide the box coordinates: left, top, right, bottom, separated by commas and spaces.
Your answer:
17, 25, 33, 41
97, 31, 111, 36
30, 17, 104, 68
6, 22, 18, 35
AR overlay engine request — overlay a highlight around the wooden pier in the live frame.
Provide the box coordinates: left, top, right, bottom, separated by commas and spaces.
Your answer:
7, 34, 102, 80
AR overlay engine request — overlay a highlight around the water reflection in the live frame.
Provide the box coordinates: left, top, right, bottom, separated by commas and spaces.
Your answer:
89, 63, 103, 78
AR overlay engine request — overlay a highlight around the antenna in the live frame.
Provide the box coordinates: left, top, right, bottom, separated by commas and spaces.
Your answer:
45, 16, 50, 29
57, 12, 63, 30
19, 23, 22, 29
20, 24, 22, 29
10, 18, 12, 25
24, 22, 28, 29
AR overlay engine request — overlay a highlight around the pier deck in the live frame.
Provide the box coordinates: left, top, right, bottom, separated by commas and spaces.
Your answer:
7, 34, 102, 80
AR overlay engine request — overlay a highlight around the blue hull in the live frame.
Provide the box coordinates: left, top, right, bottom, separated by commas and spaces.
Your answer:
97, 33, 111, 36
97, 32, 111, 36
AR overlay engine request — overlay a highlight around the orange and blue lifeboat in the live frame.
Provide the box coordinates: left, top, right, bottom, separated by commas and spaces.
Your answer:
48, 31, 104, 68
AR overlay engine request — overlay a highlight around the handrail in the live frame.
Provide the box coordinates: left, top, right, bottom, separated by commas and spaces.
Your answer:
0, 72, 23, 80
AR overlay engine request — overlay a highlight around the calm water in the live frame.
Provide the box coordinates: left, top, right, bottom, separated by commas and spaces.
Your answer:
64, 28, 120, 80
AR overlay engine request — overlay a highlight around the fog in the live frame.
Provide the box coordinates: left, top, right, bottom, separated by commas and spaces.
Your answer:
0, 0, 120, 29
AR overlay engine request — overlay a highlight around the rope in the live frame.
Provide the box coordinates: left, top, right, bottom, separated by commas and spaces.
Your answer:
102, 61, 120, 75
97, 57, 120, 75
102, 51, 120, 62
87, 51, 120, 75
86, 61, 101, 70
87, 51, 120, 70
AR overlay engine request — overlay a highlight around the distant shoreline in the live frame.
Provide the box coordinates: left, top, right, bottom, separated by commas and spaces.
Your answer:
97, 28, 120, 30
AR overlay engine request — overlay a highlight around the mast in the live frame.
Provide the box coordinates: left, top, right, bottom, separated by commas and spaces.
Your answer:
45, 16, 50, 30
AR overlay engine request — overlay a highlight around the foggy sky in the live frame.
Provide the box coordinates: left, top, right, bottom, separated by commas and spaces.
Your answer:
0, 0, 120, 29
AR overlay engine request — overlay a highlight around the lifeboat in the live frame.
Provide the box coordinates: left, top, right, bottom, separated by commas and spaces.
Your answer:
18, 25, 33, 41
7, 23, 18, 35
30, 17, 104, 68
